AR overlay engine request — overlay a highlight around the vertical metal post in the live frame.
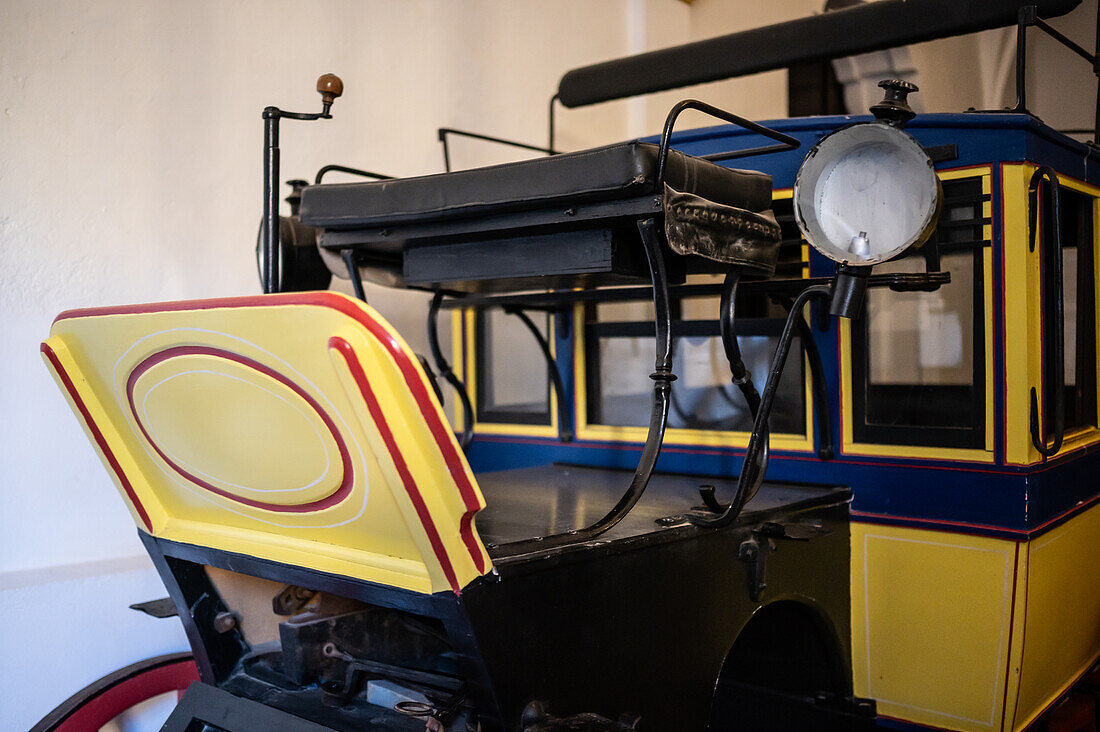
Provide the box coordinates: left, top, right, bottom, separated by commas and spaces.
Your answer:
262, 109, 280, 294
1013, 5, 1036, 113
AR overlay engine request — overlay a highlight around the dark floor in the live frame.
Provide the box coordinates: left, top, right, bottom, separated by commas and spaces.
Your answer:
473, 463, 846, 553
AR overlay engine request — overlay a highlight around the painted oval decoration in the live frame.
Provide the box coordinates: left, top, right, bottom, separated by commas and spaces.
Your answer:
126, 346, 353, 512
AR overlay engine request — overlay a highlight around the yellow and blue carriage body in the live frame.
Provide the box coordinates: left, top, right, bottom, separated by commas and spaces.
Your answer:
41, 109, 1099, 732
455, 113, 1100, 732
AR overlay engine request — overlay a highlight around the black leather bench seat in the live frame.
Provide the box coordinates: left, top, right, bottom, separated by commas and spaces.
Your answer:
299, 140, 772, 229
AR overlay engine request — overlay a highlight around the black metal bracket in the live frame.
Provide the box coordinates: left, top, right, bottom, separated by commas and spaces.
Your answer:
428, 292, 475, 452
1029, 166, 1065, 458
438, 127, 556, 173
690, 285, 833, 529
163, 682, 334, 731
503, 307, 574, 442
262, 75, 343, 294
314, 164, 393, 185
128, 597, 178, 619
656, 100, 800, 186
492, 217, 674, 556
1008, 4, 1100, 141
341, 250, 367, 302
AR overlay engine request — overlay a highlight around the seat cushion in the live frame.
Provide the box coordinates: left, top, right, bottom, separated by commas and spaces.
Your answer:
299, 141, 772, 229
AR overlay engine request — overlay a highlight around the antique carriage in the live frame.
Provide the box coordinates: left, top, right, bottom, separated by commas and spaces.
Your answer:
34, 0, 1100, 730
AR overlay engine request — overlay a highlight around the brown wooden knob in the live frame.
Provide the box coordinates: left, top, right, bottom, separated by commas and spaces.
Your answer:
316, 74, 343, 105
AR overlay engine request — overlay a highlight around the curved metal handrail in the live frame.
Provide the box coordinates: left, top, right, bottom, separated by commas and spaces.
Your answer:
428, 292, 475, 452
1028, 166, 1065, 459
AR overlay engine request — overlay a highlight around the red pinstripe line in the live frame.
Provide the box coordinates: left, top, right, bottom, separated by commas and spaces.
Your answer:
330, 337, 462, 595
55, 291, 488, 574
41, 342, 153, 532
126, 346, 354, 513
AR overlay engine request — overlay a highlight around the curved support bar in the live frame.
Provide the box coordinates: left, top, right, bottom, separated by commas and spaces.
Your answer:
691, 285, 831, 528
504, 307, 573, 442
341, 250, 367, 302
1028, 166, 1065, 458
655, 99, 800, 187
428, 292, 474, 452
315, 165, 394, 185
493, 217, 674, 555
712, 270, 769, 511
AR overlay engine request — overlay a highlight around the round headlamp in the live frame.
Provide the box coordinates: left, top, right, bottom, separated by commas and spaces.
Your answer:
793, 122, 940, 266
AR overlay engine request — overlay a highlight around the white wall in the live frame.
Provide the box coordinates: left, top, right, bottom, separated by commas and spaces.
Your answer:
2, 0, 1096, 728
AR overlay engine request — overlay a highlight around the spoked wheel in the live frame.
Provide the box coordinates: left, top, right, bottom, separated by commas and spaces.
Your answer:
31, 652, 199, 732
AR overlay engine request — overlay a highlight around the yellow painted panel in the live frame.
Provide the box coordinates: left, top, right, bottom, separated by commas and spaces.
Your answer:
1011, 504, 1100, 730
852, 523, 1018, 730
43, 293, 492, 595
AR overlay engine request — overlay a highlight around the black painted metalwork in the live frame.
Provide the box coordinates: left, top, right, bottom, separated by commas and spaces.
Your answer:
438, 127, 555, 173
556, 0, 1079, 108
691, 285, 833, 528
1009, 3, 1100, 141
428, 291, 474, 451
656, 100, 799, 185
548, 93, 559, 156
717, 270, 769, 506
435, 272, 950, 311
341, 250, 367, 302
1029, 166, 1066, 457
492, 218, 674, 556
503, 306, 573, 442
795, 313, 835, 461
314, 164, 393, 185
262, 75, 343, 294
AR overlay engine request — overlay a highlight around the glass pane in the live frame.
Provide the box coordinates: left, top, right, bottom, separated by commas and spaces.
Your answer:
478, 309, 550, 423
864, 251, 977, 428
1044, 187, 1096, 434
591, 332, 805, 434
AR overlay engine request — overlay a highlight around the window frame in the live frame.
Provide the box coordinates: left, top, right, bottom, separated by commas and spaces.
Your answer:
1033, 173, 1100, 456
460, 307, 560, 439
574, 191, 817, 451
841, 167, 997, 462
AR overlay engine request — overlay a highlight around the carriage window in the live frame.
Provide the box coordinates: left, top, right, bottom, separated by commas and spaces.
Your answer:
586, 288, 806, 435
476, 309, 552, 425
1042, 187, 1097, 436
851, 176, 988, 449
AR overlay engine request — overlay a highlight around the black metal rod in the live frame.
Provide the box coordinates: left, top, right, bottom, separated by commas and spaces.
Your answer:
436, 272, 950, 311
315, 164, 394, 185
548, 93, 559, 155
493, 217, 674, 555
262, 112, 280, 294
438, 127, 555, 173
1034, 16, 1096, 63
1028, 166, 1065, 458
723, 271, 769, 496
690, 285, 831, 528
795, 314, 835, 461
556, 0, 1080, 108
1014, 5, 1033, 112
655, 100, 799, 188
342, 250, 367, 302
428, 292, 474, 452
